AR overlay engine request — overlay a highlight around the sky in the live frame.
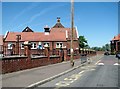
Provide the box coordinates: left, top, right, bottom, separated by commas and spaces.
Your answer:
2, 2, 118, 47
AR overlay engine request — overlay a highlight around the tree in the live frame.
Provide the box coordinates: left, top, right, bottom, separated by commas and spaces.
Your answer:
78, 36, 88, 48
105, 44, 110, 51
91, 43, 111, 51
102, 46, 106, 51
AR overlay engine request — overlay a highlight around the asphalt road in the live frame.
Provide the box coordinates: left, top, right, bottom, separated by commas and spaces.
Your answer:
36, 55, 119, 89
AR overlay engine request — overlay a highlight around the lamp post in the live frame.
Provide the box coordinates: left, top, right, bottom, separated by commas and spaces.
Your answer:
70, 0, 74, 67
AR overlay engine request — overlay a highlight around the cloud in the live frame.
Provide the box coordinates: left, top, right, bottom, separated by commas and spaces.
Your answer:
10, 3, 39, 24
13, 3, 68, 30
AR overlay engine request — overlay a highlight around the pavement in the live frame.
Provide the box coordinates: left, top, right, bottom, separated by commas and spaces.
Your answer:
2, 54, 103, 88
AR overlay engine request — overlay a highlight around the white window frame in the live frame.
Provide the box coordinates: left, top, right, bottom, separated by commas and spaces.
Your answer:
31, 42, 37, 49
43, 42, 50, 47
56, 42, 63, 48
21, 42, 24, 49
8, 43, 13, 49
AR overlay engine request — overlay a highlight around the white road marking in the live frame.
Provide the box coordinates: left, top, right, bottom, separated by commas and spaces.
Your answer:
114, 63, 119, 65
56, 72, 84, 87
78, 71, 84, 74
90, 69, 96, 71
95, 60, 101, 65
55, 81, 70, 86
97, 63, 104, 66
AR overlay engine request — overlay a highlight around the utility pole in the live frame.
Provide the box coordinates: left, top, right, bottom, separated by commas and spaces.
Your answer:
70, 0, 74, 67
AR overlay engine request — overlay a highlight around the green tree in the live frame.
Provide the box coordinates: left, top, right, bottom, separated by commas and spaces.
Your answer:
105, 44, 110, 51
91, 47, 103, 51
78, 36, 88, 48
102, 46, 106, 51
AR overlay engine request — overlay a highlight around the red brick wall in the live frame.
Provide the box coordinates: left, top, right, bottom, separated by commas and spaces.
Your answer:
2, 56, 62, 74
66, 40, 79, 50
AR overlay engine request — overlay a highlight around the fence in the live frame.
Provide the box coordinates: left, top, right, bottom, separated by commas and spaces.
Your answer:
0, 45, 61, 57
0, 45, 24, 56
31, 49, 45, 56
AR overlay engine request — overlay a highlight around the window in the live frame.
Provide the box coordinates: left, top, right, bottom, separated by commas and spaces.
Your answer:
21, 43, 24, 49
56, 42, 63, 48
44, 42, 50, 47
8, 43, 13, 49
37, 42, 43, 49
38, 42, 42, 45
31, 42, 37, 49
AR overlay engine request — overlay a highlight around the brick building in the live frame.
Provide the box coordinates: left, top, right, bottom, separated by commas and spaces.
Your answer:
3, 17, 79, 55
110, 34, 120, 53
0, 35, 3, 56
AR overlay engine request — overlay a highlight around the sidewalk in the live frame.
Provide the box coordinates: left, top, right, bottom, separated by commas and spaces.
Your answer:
2, 54, 103, 88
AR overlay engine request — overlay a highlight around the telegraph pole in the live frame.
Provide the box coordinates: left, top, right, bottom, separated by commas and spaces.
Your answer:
70, 0, 74, 67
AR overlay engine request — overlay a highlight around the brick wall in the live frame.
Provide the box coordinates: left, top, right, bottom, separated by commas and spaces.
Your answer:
1, 43, 96, 74
2, 56, 62, 74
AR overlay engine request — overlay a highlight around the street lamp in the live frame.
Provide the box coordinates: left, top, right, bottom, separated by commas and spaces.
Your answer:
70, 0, 74, 67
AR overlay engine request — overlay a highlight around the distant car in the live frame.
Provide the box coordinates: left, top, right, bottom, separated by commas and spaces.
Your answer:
116, 53, 120, 59
104, 51, 110, 55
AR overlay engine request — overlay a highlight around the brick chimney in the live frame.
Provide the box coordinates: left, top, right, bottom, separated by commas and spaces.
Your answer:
57, 17, 60, 23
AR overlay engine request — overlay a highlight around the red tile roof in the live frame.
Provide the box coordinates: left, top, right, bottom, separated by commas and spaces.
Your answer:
5, 27, 78, 42
112, 34, 120, 41
50, 28, 78, 40
5, 31, 67, 42
4, 18, 78, 42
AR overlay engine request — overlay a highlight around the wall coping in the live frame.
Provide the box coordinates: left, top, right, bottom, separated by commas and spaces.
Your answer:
31, 56, 47, 59
2, 55, 27, 60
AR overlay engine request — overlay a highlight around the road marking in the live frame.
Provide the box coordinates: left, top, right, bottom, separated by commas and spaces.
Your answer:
90, 69, 96, 71
78, 71, 84, 74
55, 72, 83, 87
95, 60, 101, 65
97, 63, 104, 66
70, 74, 81, 80
55, 81, 70, 86
114, 63, 119, 65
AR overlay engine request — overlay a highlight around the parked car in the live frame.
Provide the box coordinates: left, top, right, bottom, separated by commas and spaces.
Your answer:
104, 51, 110, 55
116, 53, 120, 59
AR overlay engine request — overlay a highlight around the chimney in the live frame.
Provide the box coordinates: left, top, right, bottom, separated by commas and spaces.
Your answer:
44, 25, 50, 35
57, 17, 60, 23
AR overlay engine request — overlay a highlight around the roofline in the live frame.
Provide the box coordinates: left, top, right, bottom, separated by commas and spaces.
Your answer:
4, 40, 67, 42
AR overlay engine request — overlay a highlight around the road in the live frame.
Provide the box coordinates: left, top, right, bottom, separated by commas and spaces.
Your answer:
35, 55, 119, 89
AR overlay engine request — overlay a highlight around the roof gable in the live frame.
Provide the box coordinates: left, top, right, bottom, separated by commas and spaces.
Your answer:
22, 27, 34, 32
112, 34, 120, 41
53, 17, 64, 28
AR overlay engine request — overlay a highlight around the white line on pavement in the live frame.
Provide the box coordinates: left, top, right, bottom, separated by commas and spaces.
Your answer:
114, 63, 119, 65
78, 71, 84, 74
95, 60, 101, 65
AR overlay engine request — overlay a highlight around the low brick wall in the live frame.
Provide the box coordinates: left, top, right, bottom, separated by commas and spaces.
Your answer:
96, 51, 104, 54
1, 49, 96, 74
2, 56, 61, 74
66, 54, 80, 61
